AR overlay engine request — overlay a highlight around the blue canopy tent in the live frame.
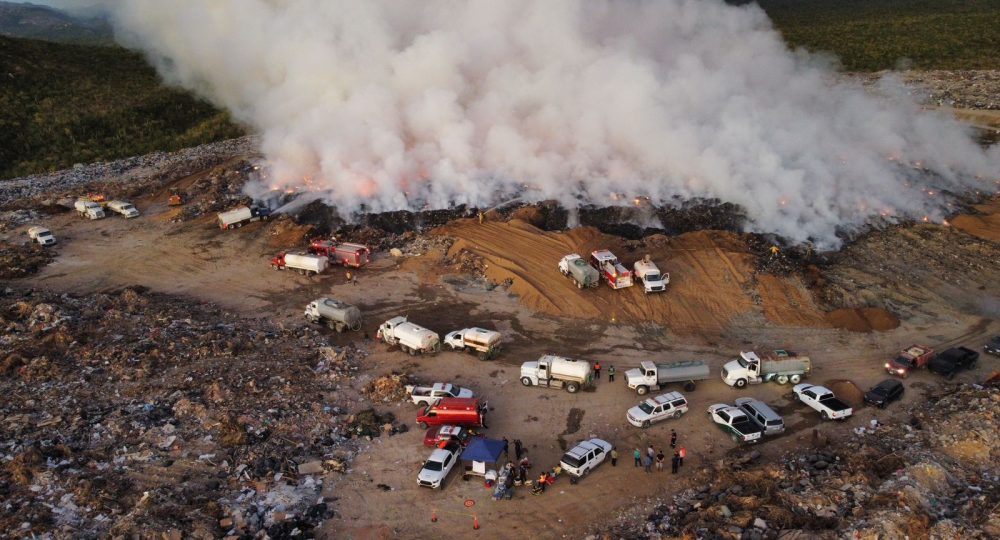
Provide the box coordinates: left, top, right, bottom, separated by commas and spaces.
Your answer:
461, 438, 505, 477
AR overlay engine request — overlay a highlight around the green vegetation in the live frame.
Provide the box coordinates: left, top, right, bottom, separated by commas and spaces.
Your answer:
0, 36, 244, 180
754, 0, 1000, 71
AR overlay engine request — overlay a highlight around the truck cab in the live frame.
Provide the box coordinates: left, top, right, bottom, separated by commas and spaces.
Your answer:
886, 345, 934, 377
625, 361, 661, 393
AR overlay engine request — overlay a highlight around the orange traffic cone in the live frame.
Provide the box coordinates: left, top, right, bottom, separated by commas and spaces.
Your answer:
431, 509, 437, 522
473, 515, 479, 530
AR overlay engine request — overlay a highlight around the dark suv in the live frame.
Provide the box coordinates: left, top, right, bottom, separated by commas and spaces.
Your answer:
985, 336, 1000, 357
863, 379, 904, 408
929, 347, 980, 379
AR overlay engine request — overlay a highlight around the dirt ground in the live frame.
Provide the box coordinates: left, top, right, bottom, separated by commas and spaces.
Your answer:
3, 174, 1000, 539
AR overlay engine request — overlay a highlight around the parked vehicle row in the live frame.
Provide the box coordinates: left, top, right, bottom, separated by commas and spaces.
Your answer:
558, 249, 668, 292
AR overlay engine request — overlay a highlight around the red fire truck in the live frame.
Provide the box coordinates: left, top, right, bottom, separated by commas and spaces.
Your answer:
309, 239, 371, 268
590, 249, 633, 289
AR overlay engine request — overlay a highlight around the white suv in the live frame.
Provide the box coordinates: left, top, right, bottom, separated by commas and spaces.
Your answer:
627, 391, 688, 428
417, 441, 461, 489
559, 438, 612, 478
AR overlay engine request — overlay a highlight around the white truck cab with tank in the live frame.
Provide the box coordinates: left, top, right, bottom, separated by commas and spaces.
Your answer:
27, 226, 56, 246
444, 327, 502, 360
304, 297, 361, 332
633, 255, 668, 293
377, 317, 440, 355
107, 200, 139, 218
520, 354, 593, 393
74, 199, 105, 219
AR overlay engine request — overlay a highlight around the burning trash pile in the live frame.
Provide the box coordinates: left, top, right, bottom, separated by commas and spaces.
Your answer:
595, 384, 999, 540
170, 160, 260, 222
0, 286, 370, 538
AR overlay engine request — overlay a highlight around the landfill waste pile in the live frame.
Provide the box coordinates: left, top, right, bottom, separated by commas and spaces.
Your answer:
362, 373, 412, 403
170, 160, 263, 222
0, 137, 258, 208
0, 241, 55, 279
592, 384, 999, 540
0, 286, 370, 538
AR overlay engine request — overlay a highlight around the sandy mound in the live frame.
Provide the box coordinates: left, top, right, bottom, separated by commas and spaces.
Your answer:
825, 307, 900, 332
827, 380, 865, 406
950, 198, 1000, 243
434, 218, 830, 335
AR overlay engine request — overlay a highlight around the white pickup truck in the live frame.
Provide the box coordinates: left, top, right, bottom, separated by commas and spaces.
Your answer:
627, 391, 689, 428
707, 404, 764, 444
418, 440, 462, 489
406, 383, 474, 406
793, 384, 853, 420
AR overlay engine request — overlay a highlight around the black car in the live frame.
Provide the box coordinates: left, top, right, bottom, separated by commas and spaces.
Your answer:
863, 379, 904, 408
985, 336, 1000, 357
929, 347, 980, 379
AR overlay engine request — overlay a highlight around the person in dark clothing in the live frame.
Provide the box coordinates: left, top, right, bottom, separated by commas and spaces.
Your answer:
610, 448, 618, 466
671, 452, 680, 474
656, 450, 665, 471
502, 437, 510, 459
670, 429, 677, 448
608, 365, 615, 382
514, 439, 523, 460
594, 362, 601, 380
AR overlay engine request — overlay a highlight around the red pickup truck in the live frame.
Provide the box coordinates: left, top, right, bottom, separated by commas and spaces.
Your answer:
885, 345, 934, 377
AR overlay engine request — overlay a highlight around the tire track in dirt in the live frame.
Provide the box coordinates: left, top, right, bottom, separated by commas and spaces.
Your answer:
436, 219, 829, 335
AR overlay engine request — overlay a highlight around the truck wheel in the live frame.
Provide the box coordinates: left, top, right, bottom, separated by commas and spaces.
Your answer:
822, 411, 830, 420
683, 381, 696, 392
408, 347, 417, 356
636, 385, 649, 396
418, 422, 428, 430
777, 375, 789, 385
672, 411, 683, 419
326, 320, 336, 330
735, 379, 748, 389
566, 382, 580, 393
477, 352, 487, 361
236, 222, 243, 228
642, 420, 650, 429
790, 375, 801, 384
350, 321, 361, 332
521, 377, 532, 387
731, 433, 740, 443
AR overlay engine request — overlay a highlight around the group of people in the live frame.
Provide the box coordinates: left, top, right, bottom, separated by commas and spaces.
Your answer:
633, 429, 686, 474
592, 362, 615, 382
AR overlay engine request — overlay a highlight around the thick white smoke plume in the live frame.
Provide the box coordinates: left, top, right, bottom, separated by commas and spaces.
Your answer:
100, 0, 997, 246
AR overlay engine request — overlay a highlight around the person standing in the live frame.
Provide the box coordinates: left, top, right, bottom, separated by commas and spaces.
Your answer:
647, 445, 655, 461
633, 448, 641, 467
594, 361, 601, 380
502, 437, 510, 460
538, 472, 547, 492
643, 454, 653, 473
608, 365, 615, 382
514, 439, 523, 460
678, 447, 686, 467
671, 452, 680, 474
655, 449, 665, 471
670, 429, 677, 449
610, 447, 618, 467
